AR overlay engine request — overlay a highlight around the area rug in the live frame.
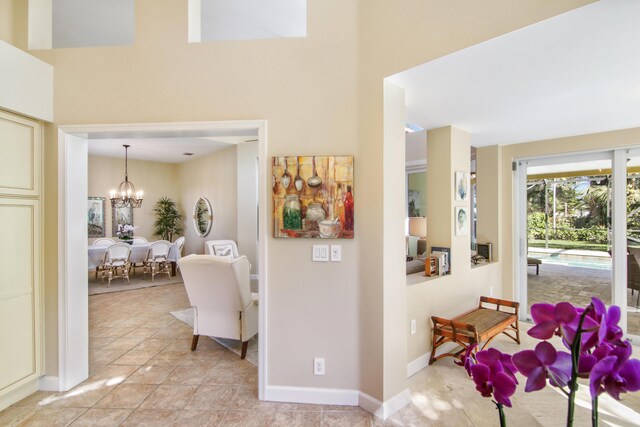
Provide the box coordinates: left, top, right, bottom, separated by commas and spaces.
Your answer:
170, 308, 258, 366
89, 271, 184, 296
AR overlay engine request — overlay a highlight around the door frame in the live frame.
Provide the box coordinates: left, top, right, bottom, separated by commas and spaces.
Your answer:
513, 149, 632, 339
54, 120, 269, 396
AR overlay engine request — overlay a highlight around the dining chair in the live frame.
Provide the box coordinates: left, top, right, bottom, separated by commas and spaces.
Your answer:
175, 236, 186, 256
93, 238, 116, 279
93, 238, 115, 246
100, 243, 132, 287
143, 240, 172, 281
129, 236, 148, 274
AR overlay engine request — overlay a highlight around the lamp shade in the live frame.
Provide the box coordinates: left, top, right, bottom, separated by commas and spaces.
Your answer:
408, 216, 427, 237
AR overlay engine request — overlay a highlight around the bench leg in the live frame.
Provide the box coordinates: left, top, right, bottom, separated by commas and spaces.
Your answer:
536, 264, 539, 275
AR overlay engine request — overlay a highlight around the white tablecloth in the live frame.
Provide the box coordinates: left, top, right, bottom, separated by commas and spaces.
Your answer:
88, 242, 180, 269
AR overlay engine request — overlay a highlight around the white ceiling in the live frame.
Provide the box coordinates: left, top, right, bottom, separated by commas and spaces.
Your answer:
87, 128, 258, 163
390, 0, 640, 147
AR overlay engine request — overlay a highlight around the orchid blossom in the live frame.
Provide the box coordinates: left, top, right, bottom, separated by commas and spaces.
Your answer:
512, 341, 572, 391
456, 298, 639, 427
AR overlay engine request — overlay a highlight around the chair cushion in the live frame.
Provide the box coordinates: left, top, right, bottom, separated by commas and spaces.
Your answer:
527, 257, 542, 265
213, 243, 235, 258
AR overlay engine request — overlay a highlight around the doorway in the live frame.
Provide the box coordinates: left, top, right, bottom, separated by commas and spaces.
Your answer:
515, 149, 638, 343
56, 121, 268, 397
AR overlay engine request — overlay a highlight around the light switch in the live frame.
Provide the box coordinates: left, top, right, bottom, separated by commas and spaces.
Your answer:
330, 245, 341, 261
312, 245, 329, 262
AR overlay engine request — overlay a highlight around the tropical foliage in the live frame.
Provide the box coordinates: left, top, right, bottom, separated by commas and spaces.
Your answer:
526, 176, 640, 246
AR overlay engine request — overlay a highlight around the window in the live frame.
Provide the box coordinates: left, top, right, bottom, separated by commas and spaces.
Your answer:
192, 0, 306, 42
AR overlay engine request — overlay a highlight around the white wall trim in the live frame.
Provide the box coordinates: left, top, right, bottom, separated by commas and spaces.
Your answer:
37, 376, 60, 391
265, 385, 411, 420
359, 388, 412, 420
0, 379, 39, 412
407, 353, 429, 378
265, 385, 359, 406
56, 121, 268, 399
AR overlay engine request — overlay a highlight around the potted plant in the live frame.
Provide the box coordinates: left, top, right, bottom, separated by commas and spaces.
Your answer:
153, 197, 183, 242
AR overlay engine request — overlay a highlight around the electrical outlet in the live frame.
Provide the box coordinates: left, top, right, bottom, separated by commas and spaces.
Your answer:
330, 245, 341, 261
314, 357, 325, 375
410, 319, 416, 335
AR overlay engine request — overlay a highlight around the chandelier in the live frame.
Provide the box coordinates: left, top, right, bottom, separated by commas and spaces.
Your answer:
110, 144, 143, 208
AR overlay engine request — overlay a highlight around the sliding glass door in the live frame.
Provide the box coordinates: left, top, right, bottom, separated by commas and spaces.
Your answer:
516, 149, 638, 343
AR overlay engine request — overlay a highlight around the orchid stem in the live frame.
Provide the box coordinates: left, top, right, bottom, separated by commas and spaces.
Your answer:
496, 402, 506, 427
591, 395, 598, 427
567, 307, 591, 427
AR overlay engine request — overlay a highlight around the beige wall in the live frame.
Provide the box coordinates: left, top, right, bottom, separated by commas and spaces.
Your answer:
2, 0, 597, 403
177, 146, 238, 257
87, 156, 181, 242
0, 0, 27, 51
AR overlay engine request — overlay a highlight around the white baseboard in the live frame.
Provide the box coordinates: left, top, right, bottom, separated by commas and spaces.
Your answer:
0, 379, 38, 412
407, 353, 430, 378
265, 385, 359, 406
38, 376, 60, 391
265, 385, 411, 420
359, 388, 412, 419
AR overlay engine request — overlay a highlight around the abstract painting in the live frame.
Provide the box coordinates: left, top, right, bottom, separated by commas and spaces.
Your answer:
272, 155, 354, 239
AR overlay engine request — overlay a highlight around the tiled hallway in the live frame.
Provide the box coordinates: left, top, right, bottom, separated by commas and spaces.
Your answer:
0, 284, 374, 426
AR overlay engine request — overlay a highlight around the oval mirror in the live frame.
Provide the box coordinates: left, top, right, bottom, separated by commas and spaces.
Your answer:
193, 197, 212, 237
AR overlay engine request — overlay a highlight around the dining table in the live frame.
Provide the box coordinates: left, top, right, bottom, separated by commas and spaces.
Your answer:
88, 242, 181, 276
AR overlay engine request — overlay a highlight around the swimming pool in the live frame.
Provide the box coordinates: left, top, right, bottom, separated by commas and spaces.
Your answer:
528, 253, 612, 270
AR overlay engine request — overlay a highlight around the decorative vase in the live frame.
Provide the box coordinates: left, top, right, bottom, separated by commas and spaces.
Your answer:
283, 195, 302, 230
305, 202, 325, 223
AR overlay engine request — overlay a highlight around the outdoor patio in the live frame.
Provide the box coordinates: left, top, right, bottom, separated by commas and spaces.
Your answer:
527, 262, 640, 336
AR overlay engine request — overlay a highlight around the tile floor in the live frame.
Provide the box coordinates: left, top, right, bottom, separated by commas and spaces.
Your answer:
527, 263, 640, 335
1, 283, 639, 426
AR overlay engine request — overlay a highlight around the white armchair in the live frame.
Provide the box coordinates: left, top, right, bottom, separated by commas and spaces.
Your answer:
205, 240, 239, 258
177, 254, 258, 359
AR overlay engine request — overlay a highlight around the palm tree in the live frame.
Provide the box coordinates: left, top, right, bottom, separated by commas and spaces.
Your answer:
153, 197, 183, 242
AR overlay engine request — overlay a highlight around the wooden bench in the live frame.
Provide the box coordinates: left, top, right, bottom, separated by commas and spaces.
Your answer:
429, 296, 520, 365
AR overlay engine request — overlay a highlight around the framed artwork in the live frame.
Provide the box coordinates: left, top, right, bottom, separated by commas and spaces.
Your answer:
272, 155, 354, 239
112, 205, 134, 236
455, 207, 469, 236
455, 171, 469, 201
88, 197, 106, 238
431, 246, 451, 274
408, 190, 421, 217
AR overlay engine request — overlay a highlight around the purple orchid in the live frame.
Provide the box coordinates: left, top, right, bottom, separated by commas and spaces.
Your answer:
476, 348, 519, 385
512, 341, 572, 392
590, 297, 623, 347
578, 343, 613, 376
463, 348, 518, 407
455, 343, 477, 377
589, 341, 640, 400
528, 302, 578, 340
470, 363, 517, 407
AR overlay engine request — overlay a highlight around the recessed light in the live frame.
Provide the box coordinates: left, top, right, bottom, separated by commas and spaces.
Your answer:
183, 152, 194, 156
